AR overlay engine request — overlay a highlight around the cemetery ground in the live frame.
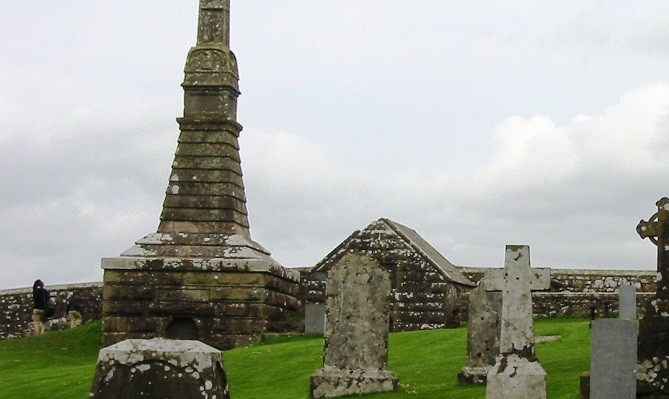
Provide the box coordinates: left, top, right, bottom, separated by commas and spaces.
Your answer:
0, 318, 660, 399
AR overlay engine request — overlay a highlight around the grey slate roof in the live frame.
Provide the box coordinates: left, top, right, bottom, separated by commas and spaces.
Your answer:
381, 218, 475, 287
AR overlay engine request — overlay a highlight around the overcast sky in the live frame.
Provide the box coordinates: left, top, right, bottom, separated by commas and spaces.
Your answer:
2, 1, 669, 289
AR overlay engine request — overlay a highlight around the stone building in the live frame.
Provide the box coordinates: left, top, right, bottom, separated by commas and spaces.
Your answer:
100, 0, 299, 350
305, 218, 475, 332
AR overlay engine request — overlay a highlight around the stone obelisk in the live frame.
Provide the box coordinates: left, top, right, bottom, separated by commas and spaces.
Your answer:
101, 0, 299, 350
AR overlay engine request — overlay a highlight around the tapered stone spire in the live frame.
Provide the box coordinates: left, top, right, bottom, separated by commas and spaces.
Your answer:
101, 0, 299, 351
119, 0, 267, 257
159, 0, 248, 240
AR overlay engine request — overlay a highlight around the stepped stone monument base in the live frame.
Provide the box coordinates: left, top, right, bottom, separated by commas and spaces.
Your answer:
486, 355, 547, 399
90, 338, 229, 399
310, 367, 398, 398
102, 236, 300, 350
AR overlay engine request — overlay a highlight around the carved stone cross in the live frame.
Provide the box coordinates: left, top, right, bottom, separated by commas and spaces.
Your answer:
197, 0, 231, 46
637, 197, 669, 300
482, 245, 550, 359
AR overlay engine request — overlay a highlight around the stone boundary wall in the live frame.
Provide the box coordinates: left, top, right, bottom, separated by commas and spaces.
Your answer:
0, 282, 102, 339
460, 267, 657, 319
0, 267, 660, 339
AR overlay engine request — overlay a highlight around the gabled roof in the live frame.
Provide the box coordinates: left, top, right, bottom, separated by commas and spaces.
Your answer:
312, 218, 475, 288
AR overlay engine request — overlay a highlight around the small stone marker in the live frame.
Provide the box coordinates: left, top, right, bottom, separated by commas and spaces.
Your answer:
457, 284, 501, 384
90, 338, 230, 399
310, 252, 398, 398
618, 284, 636, 321
483, 245, 550, 399
304, 302, 326, 334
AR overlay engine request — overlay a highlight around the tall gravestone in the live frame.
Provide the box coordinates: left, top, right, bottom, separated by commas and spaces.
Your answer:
457, 284, 501, 384
483, 245, 550, 399
100, 0, 299, 350
310, 252, 398, 398
637, 197, 669, 394
90, 338, 230, 399
589, 286, 637, 399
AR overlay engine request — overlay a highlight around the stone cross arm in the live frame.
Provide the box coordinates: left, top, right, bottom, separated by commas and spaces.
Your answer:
482, 246, 551, 293
637, 197, 669, 246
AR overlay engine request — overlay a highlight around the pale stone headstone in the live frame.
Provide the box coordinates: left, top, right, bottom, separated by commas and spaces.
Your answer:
310, 252, 398, 398
483, 245, 550, 399
590, 320, 637, 398
457, 285, 501, 384
90, 338, 230, 399
618, 285, 636, 321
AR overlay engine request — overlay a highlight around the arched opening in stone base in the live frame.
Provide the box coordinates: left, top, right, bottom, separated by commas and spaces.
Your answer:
165, 317, 200, 340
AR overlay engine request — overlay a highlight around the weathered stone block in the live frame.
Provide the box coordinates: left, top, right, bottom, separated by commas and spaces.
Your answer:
211, 317, 266, 333
210, 286, 267, 301
103, 299, 153, 316
156, 288, 210, 302
182, 272, 265, 286
90, 338, 229, 399
104, 270, 183, 286
103, 285, 155, 300
103, 316, 164, 333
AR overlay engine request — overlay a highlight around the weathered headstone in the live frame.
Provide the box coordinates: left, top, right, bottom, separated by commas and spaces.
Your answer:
637, 197, 669, 394
619, 284, 636, 321
483, 245, 550, 399
90, 338, 229, 399
310, 252, 398, 398
457, 284, 501, 384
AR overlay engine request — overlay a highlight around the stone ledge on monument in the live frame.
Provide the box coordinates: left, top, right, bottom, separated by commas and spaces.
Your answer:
102, 257, 299, 281
122, 232, 270, 253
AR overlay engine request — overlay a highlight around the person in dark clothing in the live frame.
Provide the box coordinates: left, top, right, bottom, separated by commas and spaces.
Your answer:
66, 291, 84, 328
32, 279, 49, 335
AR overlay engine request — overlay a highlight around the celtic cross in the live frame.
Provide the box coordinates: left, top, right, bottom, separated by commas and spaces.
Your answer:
637, 197, 669, 300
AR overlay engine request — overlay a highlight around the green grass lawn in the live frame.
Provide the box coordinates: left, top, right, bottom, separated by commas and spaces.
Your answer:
0, 318, 621, 399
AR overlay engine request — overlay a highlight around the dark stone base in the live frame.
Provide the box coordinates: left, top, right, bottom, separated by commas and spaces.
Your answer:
638, 306, 669, 395
457, 366, 490, 384
580, 372, 590, 398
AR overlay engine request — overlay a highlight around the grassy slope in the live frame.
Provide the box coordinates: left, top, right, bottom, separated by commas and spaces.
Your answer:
0, 318, 650, 399
0, 321, 101, 399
